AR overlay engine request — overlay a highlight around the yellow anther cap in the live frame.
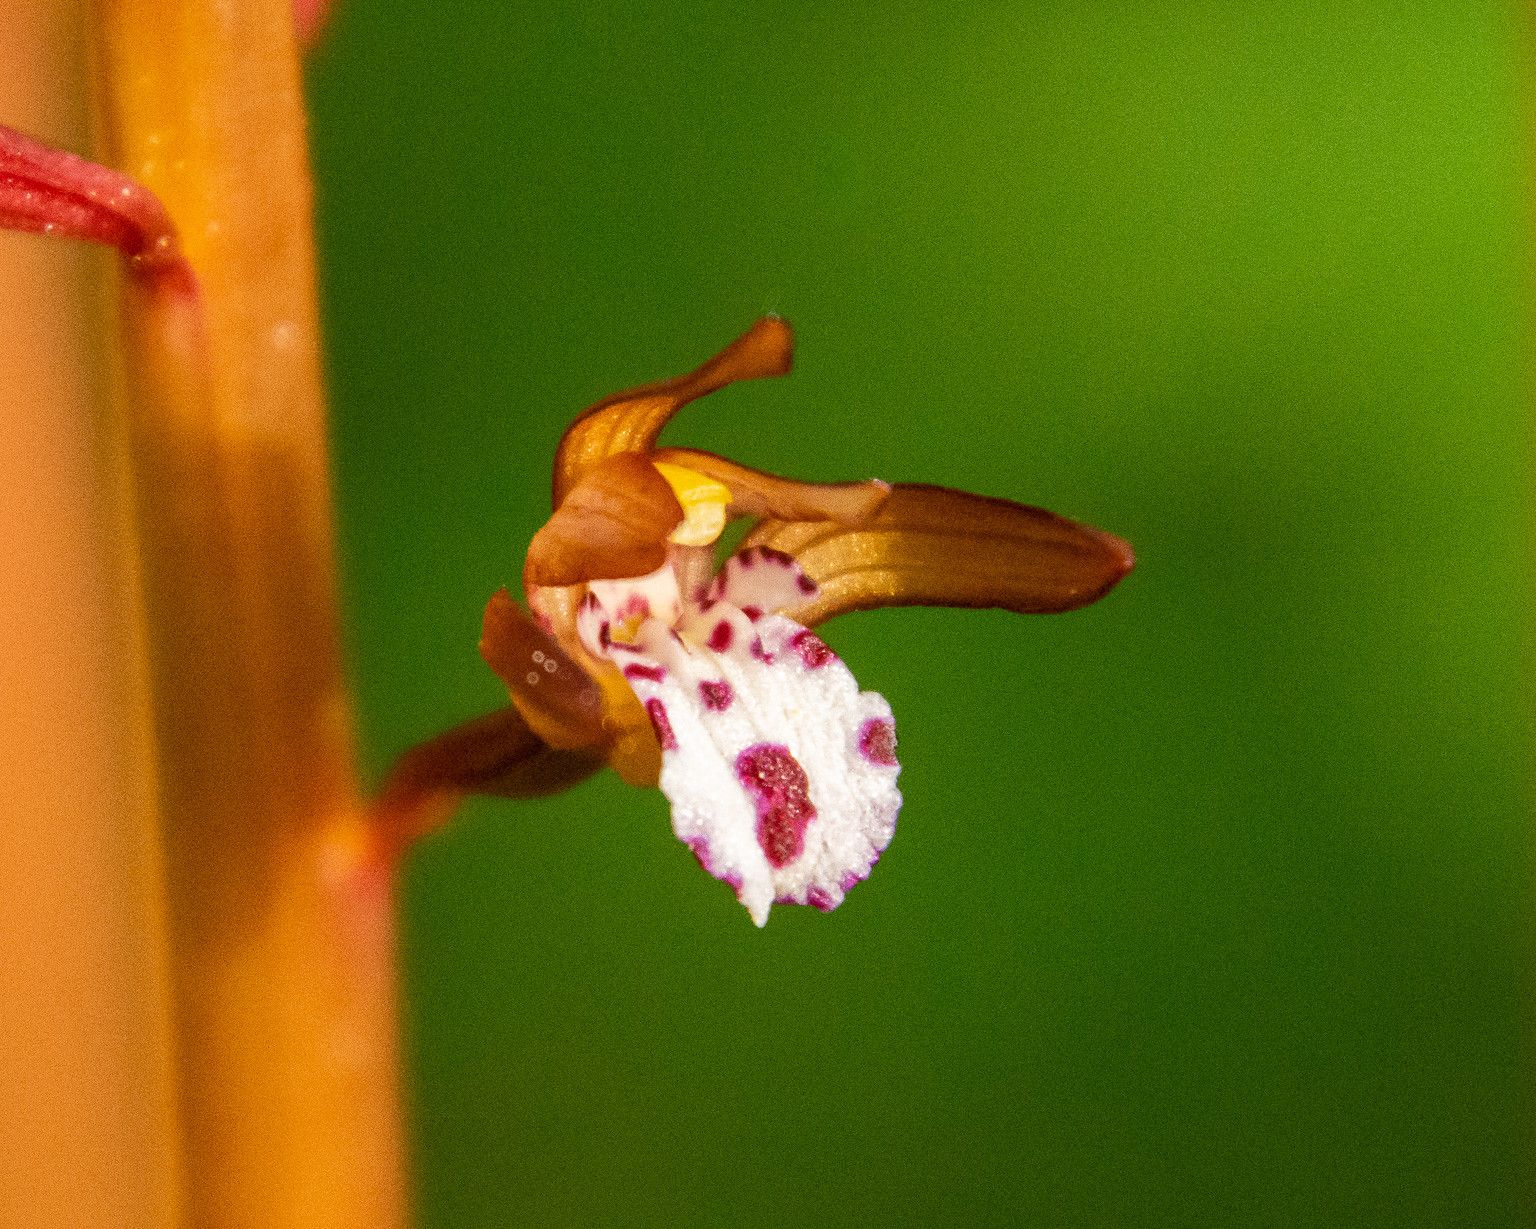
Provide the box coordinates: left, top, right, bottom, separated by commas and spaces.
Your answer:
654, 461, 731, 546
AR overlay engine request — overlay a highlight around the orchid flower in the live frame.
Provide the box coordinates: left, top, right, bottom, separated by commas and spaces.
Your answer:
389, 317, 1132, 925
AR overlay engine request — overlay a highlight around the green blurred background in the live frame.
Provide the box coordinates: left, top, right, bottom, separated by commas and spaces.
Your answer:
306, 4, 1532, 1225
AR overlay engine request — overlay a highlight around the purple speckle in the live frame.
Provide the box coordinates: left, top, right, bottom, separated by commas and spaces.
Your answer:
616, 594, 651, 622
736, 550, 756, 569
795, 572, 818, 594
684, 838, 743, 892
699, 679, 734, 711
740, 605, 763, 622
749, 637, 773, 663
645, 698, 677, 750
623, 662, 667, 683
684, 834, 718, 876
736, 743, 816, 868
806, 885, 836, 912
598, 621, 612, 649
708, 620, 734, 651
789, 629, 835, 669
858, 717, 897, 766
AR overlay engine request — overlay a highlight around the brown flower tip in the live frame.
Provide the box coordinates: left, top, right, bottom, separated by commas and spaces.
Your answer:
552, 316, 795, 506
744, 483, 1135, 627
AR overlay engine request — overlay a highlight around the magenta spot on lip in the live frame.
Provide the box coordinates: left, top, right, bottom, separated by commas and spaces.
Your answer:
609, 640, 644, 654
740, 605, 763, 622
749, 637, 773, 663
795, 572, 818, 594
645, 698, 677, 750
623, 662, 666, 683
708, 620, 733, 652
806, 885, 836, 912
736, 550, 756, 569
759, 547, 795, 567
598, 621, 612, 649
736, 743, 816, 868
839, 869, 866, 893
619, 595, 650, 620
858, 717, 897, 766
699, 679, 734, 711
789, 629, 835, 669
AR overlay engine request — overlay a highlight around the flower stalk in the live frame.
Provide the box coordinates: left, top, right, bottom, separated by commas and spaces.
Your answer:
0, 4, 179, 1224
90, 0, 408, 1220
2, 0, 406, 1222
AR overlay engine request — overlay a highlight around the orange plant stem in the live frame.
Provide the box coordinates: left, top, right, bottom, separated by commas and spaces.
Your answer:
0, 3, 179, 1224
92, 0, 408, 1223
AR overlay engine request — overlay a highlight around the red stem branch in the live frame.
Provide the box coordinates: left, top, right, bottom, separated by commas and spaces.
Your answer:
0, 122, 191, 288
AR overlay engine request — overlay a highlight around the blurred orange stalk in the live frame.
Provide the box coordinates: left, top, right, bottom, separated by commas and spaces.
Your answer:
1, 0, 407, 1224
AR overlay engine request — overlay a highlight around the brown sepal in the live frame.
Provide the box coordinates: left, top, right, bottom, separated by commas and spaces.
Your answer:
742, 483, 1134, 626
481, 588, 608, 749
551, 316, 794, 506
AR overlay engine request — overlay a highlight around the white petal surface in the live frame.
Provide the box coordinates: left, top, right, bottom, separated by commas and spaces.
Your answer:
710, 545, 818, 618
621, 614, 900, 925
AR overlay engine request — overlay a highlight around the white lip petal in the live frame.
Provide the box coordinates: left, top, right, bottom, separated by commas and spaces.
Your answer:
578, 544, 898, 925
623, 613, 900, 926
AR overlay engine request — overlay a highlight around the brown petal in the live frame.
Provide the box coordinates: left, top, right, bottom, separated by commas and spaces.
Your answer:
552, 316, 794, 505
524, 453, 684, 588
741, 484, 1134, 626
481, 588, 608, 748
371, 706, 604, 860
651, 447, 891, 526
